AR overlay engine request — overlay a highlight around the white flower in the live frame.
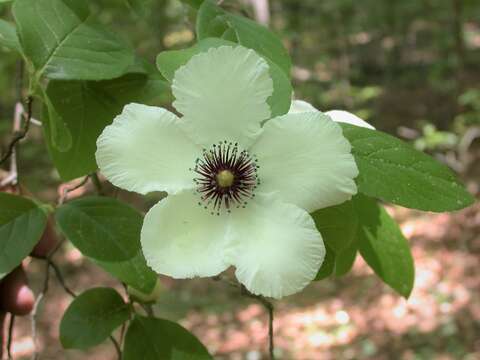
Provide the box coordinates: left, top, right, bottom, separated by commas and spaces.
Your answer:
96, 45, 359, 299
289, 100, 375, 130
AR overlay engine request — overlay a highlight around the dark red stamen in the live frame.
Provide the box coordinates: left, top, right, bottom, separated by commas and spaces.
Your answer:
192, 141, 260, 215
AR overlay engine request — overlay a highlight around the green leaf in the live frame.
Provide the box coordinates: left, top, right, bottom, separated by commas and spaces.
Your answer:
0, 193, 48, 275
94, 250, 157, 294
127, 279, 162, 304
60, 287, 130, 349
0, 19, 21, 52
311, 200, 358, 253
13, 0, 134, 81
179, 0, 204, 9
156, 37, 291, 117
42, 90, 73, 152
55, 197, 142, 261
43, 63, 169, 180
221, 27, 238, 42
341, 123, 475, 212
156, 41, 212, 81
353, 194, 415, 298
226, 14, 291, 75
125, 0, 151, 16
196, 0, 228, 39
124, 316, 213, 360
314, 244, 335, 280
334, 239, 358, 276
312, 200, 359, 279
266, 61, 292, 117
196, 0, 291, 75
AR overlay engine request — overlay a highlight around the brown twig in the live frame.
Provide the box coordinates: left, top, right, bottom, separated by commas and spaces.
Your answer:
213, 275, 275, 359
1, 61, 26, 188
58, 176, 90, 206
31, 236, 64, 359
140, 304, 154, 317
45, 257, 122, 359
31, 261, 50, 360
119, 321, 127, 348
47, 259, 76, 298
0, 96, 33, 167
90, 172, 104, 195
240, 285, 275, 359
0, 103, 23, 189
7, 314, 15, 360
109, 336, 122, 360
30, 241, 122, 359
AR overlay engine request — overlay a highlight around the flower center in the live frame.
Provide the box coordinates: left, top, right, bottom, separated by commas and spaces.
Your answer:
192, 141, 260, 215
216, 170, 235, 188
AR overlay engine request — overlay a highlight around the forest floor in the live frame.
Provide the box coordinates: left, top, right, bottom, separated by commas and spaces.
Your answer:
5, 192, 479, 360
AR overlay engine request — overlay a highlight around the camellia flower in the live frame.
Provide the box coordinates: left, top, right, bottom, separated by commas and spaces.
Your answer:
96, 45, 359, 299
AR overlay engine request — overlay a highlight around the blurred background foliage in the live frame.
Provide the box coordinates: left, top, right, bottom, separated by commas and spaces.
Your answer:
1, 0, 479, 359
1, 0, 480, 198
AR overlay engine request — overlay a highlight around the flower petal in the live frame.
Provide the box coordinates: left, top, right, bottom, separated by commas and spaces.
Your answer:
251, 111, 358, 213
325, 110, 375, 129
96, 103, 199, 194
172, 46, 273, 148
288, 99, 317, 113
289, 100, 375, 129
141, 191, 230, 278
225, 194, 324, 299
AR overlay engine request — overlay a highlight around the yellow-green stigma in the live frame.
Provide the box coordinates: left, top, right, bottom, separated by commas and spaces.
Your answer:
192, 140, 260, 214
216, 170, 235, 188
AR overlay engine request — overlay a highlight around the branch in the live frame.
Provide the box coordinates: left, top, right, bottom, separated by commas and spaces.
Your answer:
90, 172, 104, 195
31, 237, 63, 359
31, 262, 50, 360
47, 259, 76, 298
240, 285, 275, 359
46, 256, 122, 359
249, 0, 270, 25
1, 61, 29, 189
0, 96, 33, 167
57, 175, 90, 206
213, 275, 275, 359
31, 241, 122, 359
29, 118, 42, 127
7, 314, 15, 360
140, 304, 154, 317
119, 321, 127, 349
110, 335, 122, 360
0, 103, 22, 188
0, 115, 41, 189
